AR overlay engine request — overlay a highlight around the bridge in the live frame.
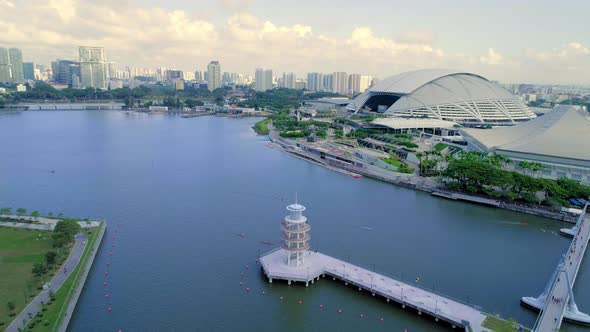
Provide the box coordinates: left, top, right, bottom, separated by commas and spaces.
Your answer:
522, 203, 590, 330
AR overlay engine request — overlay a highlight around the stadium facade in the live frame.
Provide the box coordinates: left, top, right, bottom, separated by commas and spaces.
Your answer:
461, 106, 590, 184
348, 69, 535, 126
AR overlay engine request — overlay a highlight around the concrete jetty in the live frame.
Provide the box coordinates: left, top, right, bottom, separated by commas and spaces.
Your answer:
260, 248, 487, 330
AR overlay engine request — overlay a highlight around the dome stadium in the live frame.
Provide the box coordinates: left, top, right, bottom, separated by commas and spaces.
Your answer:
347, 69, 535, 126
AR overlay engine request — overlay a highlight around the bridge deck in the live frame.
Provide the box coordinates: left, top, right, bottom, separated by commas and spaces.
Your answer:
530, 214, 590, 330
260, 249, 487, 330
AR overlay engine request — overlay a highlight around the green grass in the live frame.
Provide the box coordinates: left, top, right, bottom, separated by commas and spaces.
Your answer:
253, 118, 270, 135
434, 142, 449, 152
380, 157, 403, 167
482, 315, 529, 332
25, 224, 102, 332
0, 227, 55, 327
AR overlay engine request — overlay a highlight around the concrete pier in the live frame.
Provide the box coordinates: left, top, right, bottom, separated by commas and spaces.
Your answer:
260, 248, 487, 330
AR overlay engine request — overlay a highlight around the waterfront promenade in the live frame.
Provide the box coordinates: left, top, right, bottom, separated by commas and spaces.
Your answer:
260, 248, 488, 331
522, 208, 590, 330
5, 234, 87, 332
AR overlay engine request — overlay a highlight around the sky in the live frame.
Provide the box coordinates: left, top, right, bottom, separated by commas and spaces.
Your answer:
1, 0, 590, 84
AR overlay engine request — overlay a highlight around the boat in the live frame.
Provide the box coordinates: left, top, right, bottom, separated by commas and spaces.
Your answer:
259, 241, 274, 245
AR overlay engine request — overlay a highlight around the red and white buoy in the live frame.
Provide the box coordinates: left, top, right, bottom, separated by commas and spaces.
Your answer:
319, 304, 324, 309
245, 287, 251, 292
105, 294, 110, 298
360, 314, 365, 318
338, 309, 343, 314
107, 307, 112, 312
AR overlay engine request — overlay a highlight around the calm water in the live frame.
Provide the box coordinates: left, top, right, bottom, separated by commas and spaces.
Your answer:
0, 111, 588, 332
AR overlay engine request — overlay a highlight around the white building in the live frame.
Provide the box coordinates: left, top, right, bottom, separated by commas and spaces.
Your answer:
281, 72, 296, 89
348, 73, 361, 94
332, 72, 348, 95
307, 72, 324, 92
281, 201, 311, 267
207, 61, 222, 91
79, 46, 107, 89
254, 68, 273, 92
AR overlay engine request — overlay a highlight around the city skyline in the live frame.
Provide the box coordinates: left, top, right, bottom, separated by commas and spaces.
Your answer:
1, 0, 590, 85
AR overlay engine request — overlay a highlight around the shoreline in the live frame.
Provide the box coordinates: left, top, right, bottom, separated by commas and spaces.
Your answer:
56, 221, 106, 332
267, 131, 577, 224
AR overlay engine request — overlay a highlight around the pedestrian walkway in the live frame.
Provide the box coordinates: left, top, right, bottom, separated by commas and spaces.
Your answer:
5, 234, 87, 332
260, 248, 488, 331
522, 204, 590, 330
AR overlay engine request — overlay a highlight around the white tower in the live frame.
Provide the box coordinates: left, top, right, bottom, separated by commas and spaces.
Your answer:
281, 200, 311, 267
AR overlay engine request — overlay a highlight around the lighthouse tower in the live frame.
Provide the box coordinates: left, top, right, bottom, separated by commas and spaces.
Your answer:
281, 200, 311, 267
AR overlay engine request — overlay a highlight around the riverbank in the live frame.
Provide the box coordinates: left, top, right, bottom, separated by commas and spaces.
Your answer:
267, 130, 578, 224
4, 221, 105, 332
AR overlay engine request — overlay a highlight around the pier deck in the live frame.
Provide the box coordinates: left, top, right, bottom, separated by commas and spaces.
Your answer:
523, 211, 590, 330
260, 248, 487, 330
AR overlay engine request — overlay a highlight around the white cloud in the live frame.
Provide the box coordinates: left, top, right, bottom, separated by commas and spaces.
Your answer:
479, 48, 503, 65
0, 0, 588, 83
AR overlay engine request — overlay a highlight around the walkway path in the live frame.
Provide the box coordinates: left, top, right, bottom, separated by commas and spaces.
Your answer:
5, 233, 87, 332
523, 211, 590, 330
260, 248, 488, 331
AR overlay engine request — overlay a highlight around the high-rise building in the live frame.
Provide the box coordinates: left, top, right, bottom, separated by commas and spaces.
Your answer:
254, 68, 273, 91
195, 70, 203, 81
207, 61, 221, 91
107, 62, 117, 80
79, 46, 107, 89
306, 72, 324, 92
8, 48, 24, 83
332, 72, 348, 95
323, 73, 333, 92
23, 62, 35, 81
0, 48, 10, 83
166, 69, 183, 81
348, 74, 361, 94
360, 75, 372, 92
51, 60, 79, 86
281, 72, 296, 89
183, 71, 195, 81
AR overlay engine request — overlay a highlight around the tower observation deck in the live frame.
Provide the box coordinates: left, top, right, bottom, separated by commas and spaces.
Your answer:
281, 202, 311, 267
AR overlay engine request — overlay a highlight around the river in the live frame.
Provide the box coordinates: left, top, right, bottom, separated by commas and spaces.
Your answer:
0, 111, 587, 331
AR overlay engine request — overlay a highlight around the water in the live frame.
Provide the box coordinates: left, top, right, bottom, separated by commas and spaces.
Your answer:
0, 111, 587, 332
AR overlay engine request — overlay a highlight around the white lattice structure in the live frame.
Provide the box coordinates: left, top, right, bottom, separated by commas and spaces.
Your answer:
281, 202, 311, 267
347, 69, 535, 126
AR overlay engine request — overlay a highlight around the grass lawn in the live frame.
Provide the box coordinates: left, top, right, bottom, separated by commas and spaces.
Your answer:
0, 227, 55, 328
380, 157, 403, 167
27, 223, 101, 332
253, 118, 270, 135
482, 314, 529, 332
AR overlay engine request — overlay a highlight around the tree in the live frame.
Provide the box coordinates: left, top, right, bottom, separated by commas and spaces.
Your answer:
32, 262, 47, 276
45, 251, 57, 266
16, 208, 26, 216
52, 219, 81, 248
31, 211, 40, 221
0, 207, 11, 215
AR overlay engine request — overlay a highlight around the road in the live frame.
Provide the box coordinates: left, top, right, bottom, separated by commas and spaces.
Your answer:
5, 233, 88, 332
534, 215, 590, 331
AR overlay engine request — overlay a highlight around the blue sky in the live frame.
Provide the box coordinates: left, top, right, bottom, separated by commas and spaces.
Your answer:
1, 0, 590, 84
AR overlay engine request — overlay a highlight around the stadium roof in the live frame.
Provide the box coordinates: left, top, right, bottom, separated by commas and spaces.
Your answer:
461, 106, 590, 161
372, 117, 459, 130
348, 69, 534, 125
365, 69, 481, 94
